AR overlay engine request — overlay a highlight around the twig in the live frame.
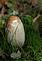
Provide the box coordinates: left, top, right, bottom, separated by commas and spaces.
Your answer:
33, 14, 40, 23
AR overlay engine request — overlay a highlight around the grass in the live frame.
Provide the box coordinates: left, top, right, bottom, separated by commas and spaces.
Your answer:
0, 15, 42, 61
0, 0, 42, 60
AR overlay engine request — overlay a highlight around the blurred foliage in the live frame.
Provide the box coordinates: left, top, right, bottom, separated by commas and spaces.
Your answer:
38, 0, 42, 11
0, 15, 42, 61
0, 0, 42, 61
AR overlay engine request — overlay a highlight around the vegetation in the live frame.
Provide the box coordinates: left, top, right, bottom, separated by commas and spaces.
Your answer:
0, 0, 42, 61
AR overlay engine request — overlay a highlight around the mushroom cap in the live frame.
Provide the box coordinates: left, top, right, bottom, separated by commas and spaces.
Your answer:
6, 16, 25, 47
6, 16, 20, 32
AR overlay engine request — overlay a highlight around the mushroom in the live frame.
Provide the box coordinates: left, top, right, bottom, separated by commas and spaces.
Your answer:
6, 16, 25, 48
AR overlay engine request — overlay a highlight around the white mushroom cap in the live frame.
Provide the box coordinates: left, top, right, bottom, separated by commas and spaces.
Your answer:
6, 16, 25, 47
